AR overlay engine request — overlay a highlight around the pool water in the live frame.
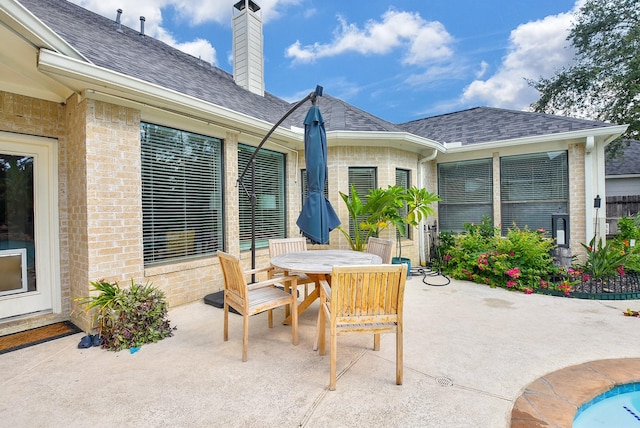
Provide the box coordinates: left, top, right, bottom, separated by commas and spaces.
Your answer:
573, 383, 640, 427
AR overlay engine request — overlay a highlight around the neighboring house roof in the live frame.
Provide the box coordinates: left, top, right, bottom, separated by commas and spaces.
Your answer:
606, 140, 640, 176
398, 106, 617, 145
16, 0, 400, 134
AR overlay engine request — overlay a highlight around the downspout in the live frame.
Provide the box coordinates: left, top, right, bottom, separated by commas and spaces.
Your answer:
417, 148, 438, 266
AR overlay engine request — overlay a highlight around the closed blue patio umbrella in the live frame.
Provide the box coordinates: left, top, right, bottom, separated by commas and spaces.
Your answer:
296, 100, 340, 244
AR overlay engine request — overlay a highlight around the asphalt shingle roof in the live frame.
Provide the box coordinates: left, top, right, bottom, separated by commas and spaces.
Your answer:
398, 106, 616, 145
17, 0, 401, 133
605, 140, 640, 176
13, 1, 629, 146
18, 0, 296, 125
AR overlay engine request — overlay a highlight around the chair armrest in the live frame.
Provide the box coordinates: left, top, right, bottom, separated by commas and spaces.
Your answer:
318, 279, 331, 301
247, 275, 298, 291
245, 265, 274, 276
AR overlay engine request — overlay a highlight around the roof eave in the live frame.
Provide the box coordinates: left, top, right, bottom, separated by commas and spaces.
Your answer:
444, 125, 629, 153
326, 130, 444, 156
1, 0, 88, 61
37, 48, 302, 145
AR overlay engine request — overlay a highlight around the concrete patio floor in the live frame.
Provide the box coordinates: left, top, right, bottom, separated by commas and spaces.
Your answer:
2, 274, 640, 427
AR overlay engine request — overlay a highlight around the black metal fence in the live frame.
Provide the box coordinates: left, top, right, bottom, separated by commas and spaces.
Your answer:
540, 272, 640, 300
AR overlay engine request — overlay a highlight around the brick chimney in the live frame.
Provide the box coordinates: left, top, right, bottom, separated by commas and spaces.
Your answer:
232, 0, 264, 96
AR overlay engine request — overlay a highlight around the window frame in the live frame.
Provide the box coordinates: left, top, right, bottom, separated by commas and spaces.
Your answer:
348, 167, 377, 238
437, 158, 493, 233
141, 122, 224, 266
500, 150, 568, 235
395, 168, 411, 239
237, 143, 287, 251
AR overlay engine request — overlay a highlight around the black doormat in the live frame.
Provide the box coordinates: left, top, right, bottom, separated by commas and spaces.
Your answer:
0, 321, 82, 355
204, 291, 240, 315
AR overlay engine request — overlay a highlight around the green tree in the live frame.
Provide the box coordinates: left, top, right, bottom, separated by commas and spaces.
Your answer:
529, 0, 640, 158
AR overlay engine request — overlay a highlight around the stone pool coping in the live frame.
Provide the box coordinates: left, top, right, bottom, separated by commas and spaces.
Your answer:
510, 358, 640, 427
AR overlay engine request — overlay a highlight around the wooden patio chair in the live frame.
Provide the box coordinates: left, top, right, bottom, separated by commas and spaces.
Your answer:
317, 264, 407, 390
365, 236, 394, 264
269, 237, 316, 298
217, 251, 298, 362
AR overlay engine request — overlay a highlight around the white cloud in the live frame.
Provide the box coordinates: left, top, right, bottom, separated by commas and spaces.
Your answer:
405, 63, 468, 87
169, 0, 301, 26
285, 9, 453, 65
461, 7, 578, 110
475, 61, 489, 79
68, 0, 301, 65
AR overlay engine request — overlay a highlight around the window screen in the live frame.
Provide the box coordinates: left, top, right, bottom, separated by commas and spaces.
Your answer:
500, 151, 568, 235
438, 159, 493, 232
141, 123, 224, 266
238, 144, 286, 250
348, 167, 377, 237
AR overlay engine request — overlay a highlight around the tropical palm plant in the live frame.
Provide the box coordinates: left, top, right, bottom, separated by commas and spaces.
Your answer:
337, 184, 439, 253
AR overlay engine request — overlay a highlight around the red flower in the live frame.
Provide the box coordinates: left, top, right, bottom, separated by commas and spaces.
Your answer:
506, 267, 521, 279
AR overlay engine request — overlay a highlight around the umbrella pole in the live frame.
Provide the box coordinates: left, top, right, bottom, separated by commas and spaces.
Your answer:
237, 85, 323, 273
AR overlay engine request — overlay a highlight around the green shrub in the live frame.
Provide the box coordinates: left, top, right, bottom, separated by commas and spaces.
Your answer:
578, 236, 628, 279
611, 214, 640, 274
440, 217, 560, 293
78, 279, 174, 351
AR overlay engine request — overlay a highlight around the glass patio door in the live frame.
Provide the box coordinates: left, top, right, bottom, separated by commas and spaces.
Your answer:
0, 133, 58, 320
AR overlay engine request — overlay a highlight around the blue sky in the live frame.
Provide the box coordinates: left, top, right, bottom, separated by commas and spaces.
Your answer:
70, 0, 582, 123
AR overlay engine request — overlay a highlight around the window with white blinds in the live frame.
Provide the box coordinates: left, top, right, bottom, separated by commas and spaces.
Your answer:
437, 159, 493, 232
500, 151, 568, 235
238, 144, 286, 250
141, 123, 224, 266
348, 167, 377, 237
395, 168, 411, 239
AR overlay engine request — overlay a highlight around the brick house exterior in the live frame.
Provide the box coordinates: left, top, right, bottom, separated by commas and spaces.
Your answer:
0, 0, 627, 334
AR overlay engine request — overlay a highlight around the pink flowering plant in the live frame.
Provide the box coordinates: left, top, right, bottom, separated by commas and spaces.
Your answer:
441, 217, 561, 292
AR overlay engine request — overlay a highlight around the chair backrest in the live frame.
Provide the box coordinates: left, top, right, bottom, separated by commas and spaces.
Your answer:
217, 251, 248, 308
268, 237, 308, 258
269, 238, 308, 274
366, 237, 394, 264
330, 264, 407, 324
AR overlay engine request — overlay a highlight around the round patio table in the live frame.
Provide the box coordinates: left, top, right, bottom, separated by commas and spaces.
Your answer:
270, 249, 382, 349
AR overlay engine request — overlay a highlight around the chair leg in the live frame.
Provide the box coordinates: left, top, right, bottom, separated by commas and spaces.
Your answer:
396, 326, 403, 385
223, 302, 229, 341
284, 281, 291, 319
242, 314, 249, 362
316, 306, 325, 353
329, 325, 337, 390
291, 294, 298, 346
373, 333, 381, 351
268, 309, 273, 328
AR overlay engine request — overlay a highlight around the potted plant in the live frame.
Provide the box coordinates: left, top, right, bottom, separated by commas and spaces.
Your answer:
386, 186, 440, 272
337, 184, 440, 272
76, 279, 174, 351
337, 185, 404, 251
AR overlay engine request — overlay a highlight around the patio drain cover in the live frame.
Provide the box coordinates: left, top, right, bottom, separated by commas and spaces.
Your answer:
436, 376, 453, 387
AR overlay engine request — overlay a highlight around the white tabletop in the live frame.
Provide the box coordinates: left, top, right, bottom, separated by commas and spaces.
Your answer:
270, 249, 382, 274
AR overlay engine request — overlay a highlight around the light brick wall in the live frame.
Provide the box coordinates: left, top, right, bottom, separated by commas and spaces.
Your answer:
569, 142, 587, 259
325, 145, 424, 263
0, 91, 596, 335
